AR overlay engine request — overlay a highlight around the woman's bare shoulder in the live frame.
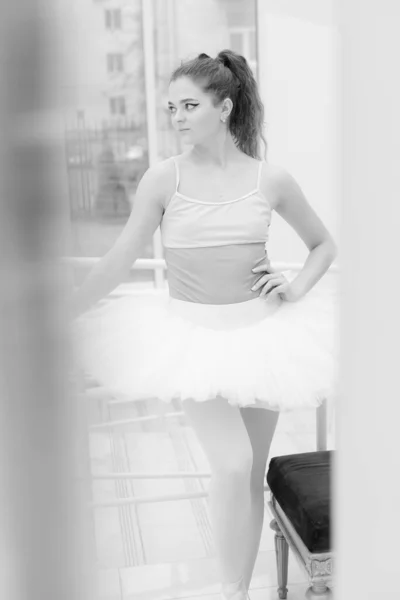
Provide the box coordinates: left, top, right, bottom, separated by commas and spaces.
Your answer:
145, 156, 176, 182
259, 162, 295, 210
137, 156, 177, 204
260, 161, 292, 183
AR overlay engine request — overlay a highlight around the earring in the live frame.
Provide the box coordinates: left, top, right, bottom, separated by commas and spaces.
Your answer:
221, 116, 227, 123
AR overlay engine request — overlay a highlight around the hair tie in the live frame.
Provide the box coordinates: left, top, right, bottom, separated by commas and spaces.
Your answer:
217, 56, 241, 89
216, 55, 229, 69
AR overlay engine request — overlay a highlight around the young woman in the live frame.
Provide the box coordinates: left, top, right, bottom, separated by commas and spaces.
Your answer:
74, 50, 337, 600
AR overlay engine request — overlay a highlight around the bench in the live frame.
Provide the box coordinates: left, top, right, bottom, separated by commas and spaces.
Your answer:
266, 451, 333, 599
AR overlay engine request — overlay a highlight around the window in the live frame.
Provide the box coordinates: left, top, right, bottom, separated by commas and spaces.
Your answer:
248, 30, 256, 62
109, 96, 126, 116
229, 27, 257, 67
106, 53, 124, 74
105, 8, 122, 30
230, 32, 244, 54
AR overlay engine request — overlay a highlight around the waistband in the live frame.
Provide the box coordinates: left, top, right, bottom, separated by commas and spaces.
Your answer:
167, 295, 282, 330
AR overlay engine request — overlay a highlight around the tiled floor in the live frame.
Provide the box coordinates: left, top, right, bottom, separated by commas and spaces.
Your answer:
86, 392, 335, 600
98, 551, 314, 599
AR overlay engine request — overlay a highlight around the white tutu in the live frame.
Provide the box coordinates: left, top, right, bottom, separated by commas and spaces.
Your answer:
73, 273, 338, 412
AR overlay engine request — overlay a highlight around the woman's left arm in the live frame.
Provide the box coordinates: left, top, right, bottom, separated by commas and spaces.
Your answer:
253, 166, 337, 301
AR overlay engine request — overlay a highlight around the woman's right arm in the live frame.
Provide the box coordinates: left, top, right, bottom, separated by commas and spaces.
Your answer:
71, 159, 171, 318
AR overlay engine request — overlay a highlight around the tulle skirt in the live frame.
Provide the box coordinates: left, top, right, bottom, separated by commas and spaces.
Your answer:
74, 276, 338, 412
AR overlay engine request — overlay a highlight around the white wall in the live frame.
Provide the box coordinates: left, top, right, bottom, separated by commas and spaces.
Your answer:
335, 0, 400, 596
257, 0, 338, 265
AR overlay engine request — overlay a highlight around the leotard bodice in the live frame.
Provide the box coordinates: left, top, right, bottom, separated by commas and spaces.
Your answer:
160, 157, 272, 304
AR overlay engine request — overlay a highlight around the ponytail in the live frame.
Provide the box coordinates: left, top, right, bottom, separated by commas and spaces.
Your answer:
215, 50, 267, 160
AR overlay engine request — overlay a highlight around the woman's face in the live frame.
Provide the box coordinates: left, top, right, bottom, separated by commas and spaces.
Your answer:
168, 77, 225, 145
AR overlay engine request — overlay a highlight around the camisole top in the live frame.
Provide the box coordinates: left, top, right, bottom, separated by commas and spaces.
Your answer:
160, 156, 273, 304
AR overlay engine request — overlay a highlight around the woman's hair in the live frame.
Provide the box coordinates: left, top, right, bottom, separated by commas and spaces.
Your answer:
170, 49, 267, 160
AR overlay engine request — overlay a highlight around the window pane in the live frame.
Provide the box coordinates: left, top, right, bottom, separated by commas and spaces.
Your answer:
64, 1, 150, 277
229, 32, 243, 54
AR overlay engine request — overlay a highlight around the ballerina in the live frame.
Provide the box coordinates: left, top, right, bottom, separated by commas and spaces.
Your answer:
73, 49, 337, 599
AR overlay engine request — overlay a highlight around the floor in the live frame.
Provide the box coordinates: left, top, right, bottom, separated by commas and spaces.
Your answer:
85, 388, 335, 600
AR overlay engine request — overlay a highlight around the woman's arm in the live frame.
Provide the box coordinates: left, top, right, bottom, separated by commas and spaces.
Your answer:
253, 165, 337, 299
71, 159, 171, 317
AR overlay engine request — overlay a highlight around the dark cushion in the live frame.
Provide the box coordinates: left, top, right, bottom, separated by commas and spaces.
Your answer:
266, 451, 332, 553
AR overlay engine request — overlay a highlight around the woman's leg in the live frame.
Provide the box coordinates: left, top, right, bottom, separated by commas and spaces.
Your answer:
239, 407, 280, 590
182, 397, 253, 596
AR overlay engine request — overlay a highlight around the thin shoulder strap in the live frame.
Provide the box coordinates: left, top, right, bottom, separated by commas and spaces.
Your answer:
256, 160, 264, 190
172, 156, 180, 193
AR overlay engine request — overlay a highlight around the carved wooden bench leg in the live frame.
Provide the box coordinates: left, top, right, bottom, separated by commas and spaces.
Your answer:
270, 518, 289, 599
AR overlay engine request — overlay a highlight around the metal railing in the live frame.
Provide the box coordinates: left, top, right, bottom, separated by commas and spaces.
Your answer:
66, 256, 339, 273
66, 255, 338, 293
87, 399, 329, 507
